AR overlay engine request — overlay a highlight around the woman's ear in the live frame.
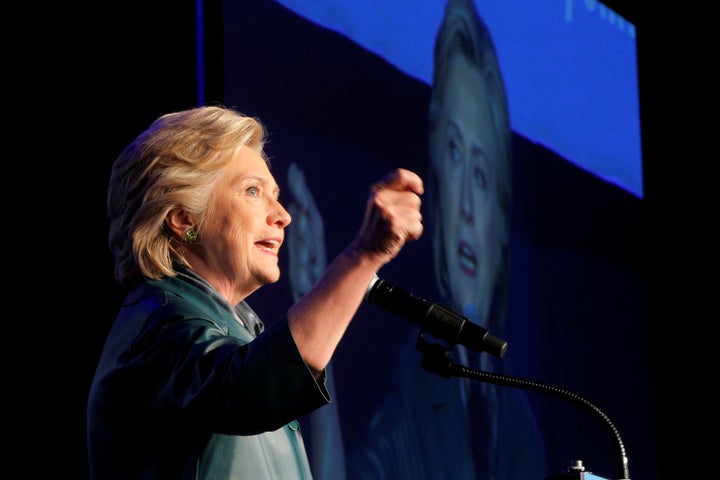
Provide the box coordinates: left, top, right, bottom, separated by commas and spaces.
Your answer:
165, 209, 195, 239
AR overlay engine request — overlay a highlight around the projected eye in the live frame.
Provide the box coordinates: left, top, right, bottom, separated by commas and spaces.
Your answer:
473, 164, 487, 191
449, 137, 462, 165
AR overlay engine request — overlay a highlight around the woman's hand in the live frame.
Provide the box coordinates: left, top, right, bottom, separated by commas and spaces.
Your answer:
352, 168, 424, 265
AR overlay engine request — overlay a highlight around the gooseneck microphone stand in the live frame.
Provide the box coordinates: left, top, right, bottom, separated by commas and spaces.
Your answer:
415, 333, 631, 480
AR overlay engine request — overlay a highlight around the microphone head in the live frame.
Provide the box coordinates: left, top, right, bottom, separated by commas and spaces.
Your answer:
484, 333, 508, 358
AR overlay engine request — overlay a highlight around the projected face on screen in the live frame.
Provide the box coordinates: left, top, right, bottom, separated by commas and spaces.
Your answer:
430, 52, 508, 327
428, 0, 511, 333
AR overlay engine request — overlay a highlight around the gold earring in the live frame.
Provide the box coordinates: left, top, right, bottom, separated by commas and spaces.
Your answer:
184, 229, 198, 243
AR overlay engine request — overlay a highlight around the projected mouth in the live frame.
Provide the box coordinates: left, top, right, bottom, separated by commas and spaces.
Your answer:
457, 240, 477, 277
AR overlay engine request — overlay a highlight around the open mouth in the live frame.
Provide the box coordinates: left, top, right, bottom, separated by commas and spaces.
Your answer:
256, 239, 280, 253
457, 239, 477, 277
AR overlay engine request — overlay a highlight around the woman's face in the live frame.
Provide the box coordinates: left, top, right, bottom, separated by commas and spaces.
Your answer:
194, 145, 292, 302
431, 53, 506, 325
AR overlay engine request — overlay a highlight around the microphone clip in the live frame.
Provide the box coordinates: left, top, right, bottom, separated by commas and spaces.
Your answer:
415, 332, 455, 378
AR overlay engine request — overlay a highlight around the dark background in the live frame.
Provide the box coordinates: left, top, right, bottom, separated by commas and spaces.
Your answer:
19, 0, 695, 478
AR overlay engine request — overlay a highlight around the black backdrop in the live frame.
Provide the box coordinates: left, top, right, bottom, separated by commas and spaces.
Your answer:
19, 0, 694, 478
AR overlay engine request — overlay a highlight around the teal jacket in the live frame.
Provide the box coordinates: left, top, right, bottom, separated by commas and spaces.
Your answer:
87, 270, 330, 479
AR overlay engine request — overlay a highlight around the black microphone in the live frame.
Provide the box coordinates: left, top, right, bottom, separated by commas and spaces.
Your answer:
365, 274, 508, 357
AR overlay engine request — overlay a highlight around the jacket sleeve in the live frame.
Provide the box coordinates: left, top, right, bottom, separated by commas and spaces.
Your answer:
112, 289, 331, 435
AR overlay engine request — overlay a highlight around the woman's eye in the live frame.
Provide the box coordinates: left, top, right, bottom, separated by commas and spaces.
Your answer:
246, 185, 259, 197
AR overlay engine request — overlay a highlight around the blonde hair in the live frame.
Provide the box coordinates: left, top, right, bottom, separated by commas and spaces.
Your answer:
107, 105, 268, 288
